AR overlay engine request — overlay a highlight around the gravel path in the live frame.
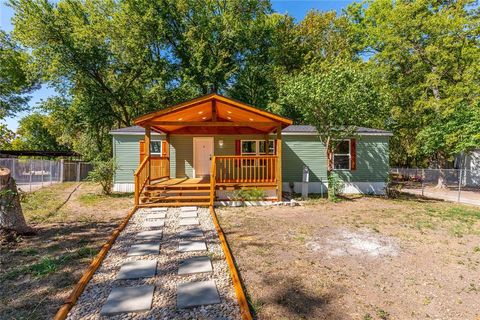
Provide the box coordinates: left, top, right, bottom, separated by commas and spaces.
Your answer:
67, 207, 241, 319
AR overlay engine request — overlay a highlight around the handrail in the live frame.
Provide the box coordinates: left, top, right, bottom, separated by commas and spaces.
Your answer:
134, 156, 150, 205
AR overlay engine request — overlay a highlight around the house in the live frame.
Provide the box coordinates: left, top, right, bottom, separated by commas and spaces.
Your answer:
109, 94, 392, 206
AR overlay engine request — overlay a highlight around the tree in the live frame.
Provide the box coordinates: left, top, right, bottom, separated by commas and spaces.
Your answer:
278, 61, 386, 198
0, 124, 15, 149
11, 113, 68, 151
0, 30, 36, 119
348, 0, 480, 186
0, 168, 35, 236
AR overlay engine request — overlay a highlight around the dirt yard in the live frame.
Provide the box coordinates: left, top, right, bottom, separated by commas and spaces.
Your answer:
0, 182, 133, 320
217, 195, 480, 320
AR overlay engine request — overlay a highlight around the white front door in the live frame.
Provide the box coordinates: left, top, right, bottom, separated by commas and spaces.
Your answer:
193, 137, 214, 177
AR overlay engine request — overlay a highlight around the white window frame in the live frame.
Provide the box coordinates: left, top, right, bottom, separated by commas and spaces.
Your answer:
332, 139, 351, 171
150, 140, 163, 156
240, 140, 275, 156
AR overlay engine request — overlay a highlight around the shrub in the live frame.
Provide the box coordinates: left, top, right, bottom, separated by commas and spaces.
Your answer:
327, 171, 344, 201
231, 188, 266, 201
87, 159, 117, 195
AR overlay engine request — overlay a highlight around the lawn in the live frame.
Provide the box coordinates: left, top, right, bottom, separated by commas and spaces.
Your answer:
0, 182, 133, 320
217, 195, 480, 320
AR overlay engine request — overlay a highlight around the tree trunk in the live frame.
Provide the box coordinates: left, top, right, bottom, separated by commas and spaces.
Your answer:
0, 167, 35, 235
435, 152, 448, 189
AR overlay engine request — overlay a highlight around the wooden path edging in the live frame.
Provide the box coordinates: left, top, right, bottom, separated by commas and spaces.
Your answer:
54, 206, 139, 320
209, 206, 253, 320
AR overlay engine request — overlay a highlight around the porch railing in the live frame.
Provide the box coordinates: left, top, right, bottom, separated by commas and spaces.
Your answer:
134, 156, 150, 205
151, 156, 169, 181
214, 155, 278, 184
210, 155, 278, 205
134, 155, 170, 204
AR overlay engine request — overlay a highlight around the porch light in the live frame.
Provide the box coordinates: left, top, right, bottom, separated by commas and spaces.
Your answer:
227, 116, 232, 120
202, 116, 207, 120
178, 117, 183, 120
198, 111, 203, 114
227, 110, 232, 114
219, 140, 224, 148
249, 118, 254, 121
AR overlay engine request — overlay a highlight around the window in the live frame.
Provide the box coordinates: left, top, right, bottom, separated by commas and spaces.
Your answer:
241, 140, 275, 156
333, 140, 350, 170
150, 140, 162, 155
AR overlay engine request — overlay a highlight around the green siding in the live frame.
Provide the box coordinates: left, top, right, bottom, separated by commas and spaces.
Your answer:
113, 135, 142, 183
282, 135, 328, 183
336, 136, 390, 182
113, 133, 389, 183
113, 135, 164, 183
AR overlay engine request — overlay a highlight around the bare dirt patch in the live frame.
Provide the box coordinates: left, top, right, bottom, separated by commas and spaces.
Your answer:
0, 182, 133, 320
217, 196, 480, 320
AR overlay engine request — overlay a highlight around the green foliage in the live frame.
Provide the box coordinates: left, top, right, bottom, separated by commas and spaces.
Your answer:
87, 159, 117, 195
232, 188, 267, 201
0, 123, 15, 149
10, 112, 69, 151
0, 30, 37, 119
327, 172, 344, 201
348, 0, 480, 166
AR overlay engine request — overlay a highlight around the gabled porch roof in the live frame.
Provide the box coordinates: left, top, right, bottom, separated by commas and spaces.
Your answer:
134, 93, 292, 134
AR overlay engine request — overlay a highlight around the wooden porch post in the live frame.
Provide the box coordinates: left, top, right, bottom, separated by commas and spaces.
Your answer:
166, 133, 170, 178
276, 126, 282, 201
145, 125, 151, 184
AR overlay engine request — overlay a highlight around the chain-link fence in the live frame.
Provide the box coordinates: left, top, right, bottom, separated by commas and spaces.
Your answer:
0, 158, 93, 192
390, 168, 480, 206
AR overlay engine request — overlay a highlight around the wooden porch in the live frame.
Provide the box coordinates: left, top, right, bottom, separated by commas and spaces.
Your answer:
132, 93, 292, 207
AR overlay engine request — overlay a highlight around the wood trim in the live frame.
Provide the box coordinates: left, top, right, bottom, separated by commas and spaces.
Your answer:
209, 206, 253, 320
134, 93, 216, 124
149, 121, 278, 127
134, 93, 292, 126
54, 206, 139, 320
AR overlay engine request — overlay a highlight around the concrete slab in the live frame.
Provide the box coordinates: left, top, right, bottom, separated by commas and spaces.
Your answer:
143, 219, 165, 228
145, 212, 166, 220
178, 240, 207, 252
179, 211, 197, 218
136, 230, 163, 241
117, 260, 157, 280
178, 228, 204, 238
179, 218, 199, 226
178, 256, 212, 275
127, 242, 160, 256
177, 280, 220, 309
180, 206, 197, 212
100, 285, 154, 315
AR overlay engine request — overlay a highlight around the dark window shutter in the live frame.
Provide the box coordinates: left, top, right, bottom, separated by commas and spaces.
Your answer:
327, 149, 333, 170
235, 140, 241, 155
161, 141, 168, 157
350, 139, 357, 170
139, 140, 145, 162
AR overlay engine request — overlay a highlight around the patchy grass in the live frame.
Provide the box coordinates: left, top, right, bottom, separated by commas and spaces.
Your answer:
0, 182, 133, 320
217, 196, 480, 320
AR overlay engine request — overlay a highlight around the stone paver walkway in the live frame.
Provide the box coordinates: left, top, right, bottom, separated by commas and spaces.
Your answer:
67, 206, 241, 319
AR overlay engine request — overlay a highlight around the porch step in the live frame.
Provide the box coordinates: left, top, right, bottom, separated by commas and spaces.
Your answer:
143, 189, 209, 196
146, 184, 210, 191
141, 195, 210, 202
138, 202, 210, 208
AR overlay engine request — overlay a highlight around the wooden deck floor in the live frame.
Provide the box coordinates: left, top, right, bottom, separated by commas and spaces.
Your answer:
151, 177, 210, 187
